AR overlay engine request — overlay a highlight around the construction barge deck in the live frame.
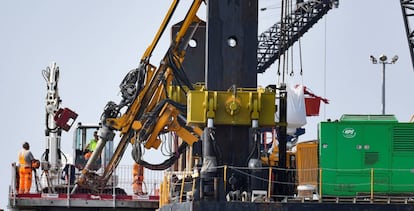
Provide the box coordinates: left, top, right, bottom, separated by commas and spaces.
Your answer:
9, 193, 158, 211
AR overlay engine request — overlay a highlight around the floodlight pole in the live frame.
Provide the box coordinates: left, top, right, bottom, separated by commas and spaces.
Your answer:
370, 54, 398, 115
381, 62, 386, 115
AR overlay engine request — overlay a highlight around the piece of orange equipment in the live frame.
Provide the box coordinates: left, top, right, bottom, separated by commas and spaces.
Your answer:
132, 163, 144, 195
31, 159, 40, 169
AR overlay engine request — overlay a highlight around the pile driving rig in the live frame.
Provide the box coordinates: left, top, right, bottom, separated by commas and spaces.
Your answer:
9, 0, 351, 211
72, 0, 336, 209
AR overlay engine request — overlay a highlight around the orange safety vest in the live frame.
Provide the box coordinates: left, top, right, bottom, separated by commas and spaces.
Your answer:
132, 163, 144, 194
18, 150, 31, 167
18, 149, 33, 194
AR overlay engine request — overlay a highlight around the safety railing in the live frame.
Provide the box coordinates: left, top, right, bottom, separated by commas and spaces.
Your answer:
9, 162, 164, 198
12, 162, 414, 206
160, 165, 414, 205
160, 170, 195, 207
320, 167, 414, 203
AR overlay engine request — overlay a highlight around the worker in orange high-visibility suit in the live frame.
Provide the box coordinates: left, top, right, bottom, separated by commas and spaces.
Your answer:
18, 142, 35, 194
132, 163, 144, 195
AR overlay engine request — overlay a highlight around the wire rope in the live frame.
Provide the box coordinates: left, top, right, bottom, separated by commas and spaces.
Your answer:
323, 12, 328, 119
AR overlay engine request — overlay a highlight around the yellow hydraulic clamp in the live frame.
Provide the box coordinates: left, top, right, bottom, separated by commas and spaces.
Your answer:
187, 87, 276, 126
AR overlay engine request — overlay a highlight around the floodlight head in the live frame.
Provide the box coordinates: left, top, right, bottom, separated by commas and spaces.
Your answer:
391, 55, 399, 63
370, 55, 377, 64
379, 54, 388, 62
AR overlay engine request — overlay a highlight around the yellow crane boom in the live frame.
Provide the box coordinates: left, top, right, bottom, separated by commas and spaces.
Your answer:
73, 0, 204, 193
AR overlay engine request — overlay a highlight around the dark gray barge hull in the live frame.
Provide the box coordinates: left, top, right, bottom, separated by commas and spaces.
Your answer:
160, 201, 414, 211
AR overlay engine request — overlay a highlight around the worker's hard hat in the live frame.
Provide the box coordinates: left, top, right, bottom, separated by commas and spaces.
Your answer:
23, 142, 30, 150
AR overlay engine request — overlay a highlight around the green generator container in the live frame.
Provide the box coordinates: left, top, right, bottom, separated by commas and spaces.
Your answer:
319, 114, 414, 196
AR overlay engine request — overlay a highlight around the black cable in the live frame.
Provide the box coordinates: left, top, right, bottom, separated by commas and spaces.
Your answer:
132, 141, 189, 171
167, 48, 194, 92
160, 133, 173, 157
246, 128, 260, 165
41, 151, 48, 162
61, 151, 68, 165
45, 113, 58, 132
208, 130, 223, 166
168, 52, 186, 91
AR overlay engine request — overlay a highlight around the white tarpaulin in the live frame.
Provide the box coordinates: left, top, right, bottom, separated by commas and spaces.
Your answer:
275, 85, 307, 135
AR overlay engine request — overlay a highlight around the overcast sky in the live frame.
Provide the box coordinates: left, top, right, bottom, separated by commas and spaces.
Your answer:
1, 0, 413, 209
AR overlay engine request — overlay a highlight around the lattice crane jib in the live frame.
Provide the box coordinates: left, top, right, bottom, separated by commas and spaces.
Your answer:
257, 0, 339, 73
401, 0, 414, 71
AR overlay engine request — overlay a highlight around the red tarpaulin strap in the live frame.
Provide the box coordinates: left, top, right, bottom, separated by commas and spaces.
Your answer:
297, 85, 329, 104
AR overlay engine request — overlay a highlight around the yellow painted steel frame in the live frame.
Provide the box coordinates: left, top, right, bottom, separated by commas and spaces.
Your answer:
143, 103, 201, 149
295, 141, 318, 186
106, 0, 203, 144
76, 0, 205, 192
142, 0, 180, 61
168, 83, 205, 105
159, 175, 169, 208
187, 88, 275, 126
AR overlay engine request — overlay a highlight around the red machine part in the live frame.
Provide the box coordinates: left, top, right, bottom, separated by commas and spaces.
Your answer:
300, 85, 329, 116
54, 108, 78, 131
